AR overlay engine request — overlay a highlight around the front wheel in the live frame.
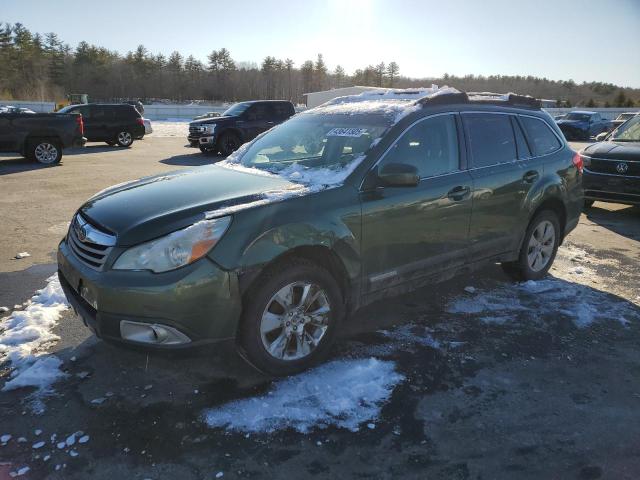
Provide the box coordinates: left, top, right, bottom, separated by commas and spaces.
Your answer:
115, 131, 133, 147
199, 145, 216, 155
27, 139, 62, 165
239, 260, 343, 376
216, 132, 241, 157
501, 210, 560, 281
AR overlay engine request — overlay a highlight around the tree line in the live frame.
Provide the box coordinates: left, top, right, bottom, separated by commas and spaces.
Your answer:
1, 22, 638, 108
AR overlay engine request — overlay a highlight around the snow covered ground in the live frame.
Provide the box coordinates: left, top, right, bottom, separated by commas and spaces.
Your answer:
0, 275, 69, 413
147, 120, 189, 138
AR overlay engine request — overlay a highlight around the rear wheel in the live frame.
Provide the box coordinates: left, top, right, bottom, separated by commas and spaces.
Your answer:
501, 210, 560, 281
239, 259, 343, 376
27, 139, 62, 165
115, 131, 133, 147
217, 131, 241, 157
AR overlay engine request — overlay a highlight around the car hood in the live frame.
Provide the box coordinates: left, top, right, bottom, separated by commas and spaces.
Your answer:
582, 141, 640, 161
190, 115, 237, 126
80, 166, 296, 246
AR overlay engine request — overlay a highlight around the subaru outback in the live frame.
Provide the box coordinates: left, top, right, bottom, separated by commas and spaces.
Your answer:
57, 88, 583, 375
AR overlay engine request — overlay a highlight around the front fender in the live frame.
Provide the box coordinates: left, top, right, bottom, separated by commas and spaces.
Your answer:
209, 186, 362, 284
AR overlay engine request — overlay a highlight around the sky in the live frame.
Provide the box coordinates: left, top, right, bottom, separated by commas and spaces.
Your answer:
3, 0, 640, 88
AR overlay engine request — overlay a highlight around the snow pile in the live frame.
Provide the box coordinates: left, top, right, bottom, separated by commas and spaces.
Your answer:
203, 358, 404, 433
447, 277, 638, 328
1, 274, 70, 411
147, 120, 189, 137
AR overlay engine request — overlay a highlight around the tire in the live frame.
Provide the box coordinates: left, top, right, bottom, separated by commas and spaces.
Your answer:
584, 199, 594, 209
501, 210, 561, 282
199, 145, 216, 155
115, 131, 134, 147
239, 259, 344, 376
27, 138, 62, 165
216, 131, 241, 157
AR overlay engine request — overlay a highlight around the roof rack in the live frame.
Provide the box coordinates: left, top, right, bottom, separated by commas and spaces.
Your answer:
417, 90, 541, 109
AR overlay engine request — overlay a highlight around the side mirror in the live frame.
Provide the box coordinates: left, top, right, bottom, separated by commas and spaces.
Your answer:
595, 132, 608, 142
378, 163, 420, 187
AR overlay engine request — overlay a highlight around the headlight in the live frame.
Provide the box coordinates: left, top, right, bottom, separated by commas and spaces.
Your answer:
205, 124, 216, 134
113, 216, 231, 273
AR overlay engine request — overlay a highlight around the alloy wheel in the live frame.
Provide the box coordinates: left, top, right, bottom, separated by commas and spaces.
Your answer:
260, 282, 331, 361
117, 131, 133, 146
527, 220, 555, 272
34, 143, 58, 164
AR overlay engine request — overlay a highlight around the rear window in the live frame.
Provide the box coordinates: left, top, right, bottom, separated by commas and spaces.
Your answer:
463, 113, 516, 167
520, 117, 561, 156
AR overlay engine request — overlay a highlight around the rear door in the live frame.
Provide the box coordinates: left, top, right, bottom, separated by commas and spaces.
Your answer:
463, 112, 545, 259
360, 113, 473, 293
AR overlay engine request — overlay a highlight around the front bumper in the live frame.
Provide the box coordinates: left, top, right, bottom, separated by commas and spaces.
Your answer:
57, 239, 242, 349
188, 131, 216, 145
584, 169, 640, 206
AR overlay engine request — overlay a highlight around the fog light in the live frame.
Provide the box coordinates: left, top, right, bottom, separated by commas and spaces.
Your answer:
120, 320, 191, 345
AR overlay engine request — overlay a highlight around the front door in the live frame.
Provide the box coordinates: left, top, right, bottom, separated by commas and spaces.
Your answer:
360, 113, 473, 294
242, 104, 272, 141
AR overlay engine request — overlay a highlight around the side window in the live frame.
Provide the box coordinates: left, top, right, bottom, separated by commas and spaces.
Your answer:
273, 103, 291, 119
248, 104, 268, 121
380, 114, 459, 178
463, 113, 516, 167
520, 117, 561, 156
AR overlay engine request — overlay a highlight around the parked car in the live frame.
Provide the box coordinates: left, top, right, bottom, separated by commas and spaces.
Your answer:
139, 118, 153, 138
193, 112, 221, 120
188, 100, 295, 155
556, 111, 612, 140
57, 89, 582, 375
581, 113, 640, 207
610, 112, 638, 130
0, 110, 85, 164
554, 114, 567, 121
0, 106, 37, 114
58, 103, 145, 147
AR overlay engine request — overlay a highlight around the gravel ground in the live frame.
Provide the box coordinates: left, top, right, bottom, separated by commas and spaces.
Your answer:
1, 138, 639, 479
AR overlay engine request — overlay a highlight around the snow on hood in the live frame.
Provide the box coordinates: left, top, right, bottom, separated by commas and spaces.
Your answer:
1, 274, 70, 413
202, 358, 404, 433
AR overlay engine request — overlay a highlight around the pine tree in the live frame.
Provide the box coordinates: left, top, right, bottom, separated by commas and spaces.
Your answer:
386, 62, 399, 87
333, 65, 345, 88
375, 62, 385, 87
314, 54, 327, 91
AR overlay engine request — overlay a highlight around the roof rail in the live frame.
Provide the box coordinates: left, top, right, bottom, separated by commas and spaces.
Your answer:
416, 91, 542, 109
466, 92, 542, 109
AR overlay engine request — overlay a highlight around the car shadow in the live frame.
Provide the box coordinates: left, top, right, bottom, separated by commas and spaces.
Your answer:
160, 152, 227, 166
585, 203, 640, 241
65, 144, 126, 155
0, 156, 62, 175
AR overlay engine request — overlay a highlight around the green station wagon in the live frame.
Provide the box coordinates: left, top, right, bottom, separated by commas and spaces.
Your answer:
57, 88, 583, 374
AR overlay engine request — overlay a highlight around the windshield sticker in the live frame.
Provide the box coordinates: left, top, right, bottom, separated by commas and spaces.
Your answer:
326, 127, 368, 138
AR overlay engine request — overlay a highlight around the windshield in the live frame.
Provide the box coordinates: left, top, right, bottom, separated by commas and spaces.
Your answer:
222, 102, 251, 117
565, 113, 591, 121
611, 115, 640, 142
237, 114, 390, 175
618, 113, 635, 120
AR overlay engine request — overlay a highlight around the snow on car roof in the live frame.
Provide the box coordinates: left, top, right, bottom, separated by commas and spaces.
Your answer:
303, 85, 461, 124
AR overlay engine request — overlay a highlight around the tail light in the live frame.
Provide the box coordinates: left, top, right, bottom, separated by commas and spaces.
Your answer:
572, 152, 583, 173
76, 114, 84, 135
136, 117, 144, 126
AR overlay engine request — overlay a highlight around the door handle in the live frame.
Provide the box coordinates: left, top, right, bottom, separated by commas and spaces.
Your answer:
447, 185, 470, 201
522, 170, 539, 184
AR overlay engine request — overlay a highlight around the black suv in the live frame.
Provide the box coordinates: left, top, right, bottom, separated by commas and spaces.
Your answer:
189, 100, 295, 156
58, 103, 145, 147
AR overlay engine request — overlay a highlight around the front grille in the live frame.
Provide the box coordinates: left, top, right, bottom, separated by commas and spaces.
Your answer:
586, 158, 640, 177
189, 125, 205, 135
67, 214, 116, 270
